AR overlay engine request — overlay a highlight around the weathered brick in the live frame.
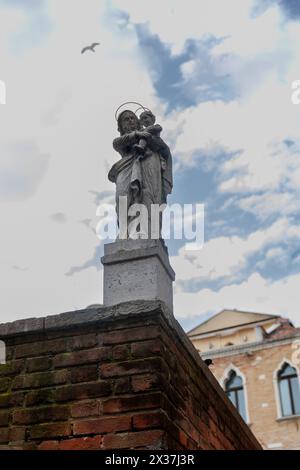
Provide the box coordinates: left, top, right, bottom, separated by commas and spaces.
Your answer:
13, 405, 69, 425
0, 360, 24, 377
59, 436, 102, 450
39, 440, 59, 450
0, 411, 10, 426
178, 415, 200, 444
9, 426, 26, 442
12, 370, 68, 390
22, 442, 38, 450
131, 339, 163, 358
102, 325, 159, 345
15, 338, 68, 358
0, 428, 9, 444
0, 395, 10, 408
0, 377, 11, 393
114, 377, 131, 394
103, 392, 161, 414
159, 412, 184, 446
53, 347, 111, 368
71, 400, 100, 418
102, 430, 164, 449
25, 388, 56, 406
70, 334, 98, 351
132, 411, 163, 430
0, 391, 24, 408
178, 430, 190, 448
30, 422, 71, 440
70, 366, 98, 383
100, 358, 163, 378
73, 415, 131, 435
56, 381, 112, 402
26, 356, 52, 373
132, 373, 161, 392
112, 344, 130, 360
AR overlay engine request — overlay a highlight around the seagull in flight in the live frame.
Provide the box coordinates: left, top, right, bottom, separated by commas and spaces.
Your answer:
81, 42, 100, 54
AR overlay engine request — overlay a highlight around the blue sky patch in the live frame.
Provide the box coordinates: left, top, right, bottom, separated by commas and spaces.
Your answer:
135, 25, 238, 112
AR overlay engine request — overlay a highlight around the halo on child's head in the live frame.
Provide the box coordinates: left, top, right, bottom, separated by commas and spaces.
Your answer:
115, 102, 148, 121
135, 106, 151, 115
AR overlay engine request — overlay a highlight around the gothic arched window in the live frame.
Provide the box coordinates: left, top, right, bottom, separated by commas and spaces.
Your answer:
224, 370, 247, 421
278, 363, 300, 417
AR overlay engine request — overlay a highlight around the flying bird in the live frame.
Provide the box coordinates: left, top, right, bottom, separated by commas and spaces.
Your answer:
81, 42, 100, 54
12, 265, 29, 272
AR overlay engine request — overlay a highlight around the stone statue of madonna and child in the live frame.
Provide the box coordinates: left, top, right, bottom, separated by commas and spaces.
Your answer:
108, 104, 173, 241
102, 103, 175, 312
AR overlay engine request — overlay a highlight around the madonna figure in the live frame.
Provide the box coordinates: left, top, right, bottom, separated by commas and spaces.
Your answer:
108, 109, 172, 239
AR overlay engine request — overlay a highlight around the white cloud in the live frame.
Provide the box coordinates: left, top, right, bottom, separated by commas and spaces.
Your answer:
0, 140, 49, 200
255, 245, 288, 270
153, 3, 300, 218
171, 218, 300, 283
237, 191, 299, 220
0, 0, 160, 321
110, 0, 300, 220
175, 271, 300, 327
111, 0, 254, 55
1, 0, 300, 329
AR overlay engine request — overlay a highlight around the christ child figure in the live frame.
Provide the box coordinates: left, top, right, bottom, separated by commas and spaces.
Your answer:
134, 110, 167, 170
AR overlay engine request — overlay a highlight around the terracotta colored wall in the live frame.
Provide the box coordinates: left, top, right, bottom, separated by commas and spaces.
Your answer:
211, 343, 300, 450
0, 301, 261, 450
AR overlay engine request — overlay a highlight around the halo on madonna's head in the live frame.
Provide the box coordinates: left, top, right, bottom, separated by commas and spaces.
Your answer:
115, 101, 148, 121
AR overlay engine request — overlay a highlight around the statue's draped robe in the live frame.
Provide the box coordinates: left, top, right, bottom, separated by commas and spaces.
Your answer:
108, 131, 173, 236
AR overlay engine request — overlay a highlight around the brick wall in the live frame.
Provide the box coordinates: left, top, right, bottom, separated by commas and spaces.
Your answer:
0, 301, 261, 450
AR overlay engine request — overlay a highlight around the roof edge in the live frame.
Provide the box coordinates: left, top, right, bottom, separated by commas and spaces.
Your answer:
187, 309, 280, 336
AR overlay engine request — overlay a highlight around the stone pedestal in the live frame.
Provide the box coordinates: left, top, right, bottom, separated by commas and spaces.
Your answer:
101, 239, 175, 314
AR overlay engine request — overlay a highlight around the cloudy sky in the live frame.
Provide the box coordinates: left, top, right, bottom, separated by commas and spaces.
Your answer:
1, 0, 300, 331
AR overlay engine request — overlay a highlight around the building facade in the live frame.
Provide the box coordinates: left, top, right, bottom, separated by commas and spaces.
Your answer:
188, 309, 300, 450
